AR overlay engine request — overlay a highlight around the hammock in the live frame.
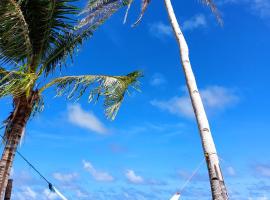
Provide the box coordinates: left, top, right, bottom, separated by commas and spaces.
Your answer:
49, 183, 68, 200
170, 192, 181, 200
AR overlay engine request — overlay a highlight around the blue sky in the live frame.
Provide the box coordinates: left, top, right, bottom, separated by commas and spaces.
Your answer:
1, 0, 270, 199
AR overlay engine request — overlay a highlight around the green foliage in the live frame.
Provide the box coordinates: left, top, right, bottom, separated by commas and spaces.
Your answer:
0, 67, 37, 98
78, 0, 129, 30
0, 0, 32, 64
40, 29, 93, 75
20, 0, 79, 71
0, 0, 141, 121
40, 71, 142, 119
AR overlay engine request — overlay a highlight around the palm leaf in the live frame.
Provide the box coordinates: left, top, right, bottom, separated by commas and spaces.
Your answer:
40, 29, 93, 75
39, 71, 142, 119
0, 67, 37, 98
132, 0, 151, 27
78, 0, 130, 30
0, 0, 32, 65
19, 0, 79, 71
201, 0, 222, 24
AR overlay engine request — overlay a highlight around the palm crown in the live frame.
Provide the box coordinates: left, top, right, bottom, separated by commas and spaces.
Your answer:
0, 0, 141, 120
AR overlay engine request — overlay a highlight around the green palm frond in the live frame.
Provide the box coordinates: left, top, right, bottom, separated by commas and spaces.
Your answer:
78, 0, 129, 30
0, 67, 37, 98
40, 71, 142, 119
40, 29, 93, 75
0, 0, 32, 65
18, 0, 78, 71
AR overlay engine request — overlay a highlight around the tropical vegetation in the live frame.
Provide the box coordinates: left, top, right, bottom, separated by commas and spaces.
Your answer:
0, 0, 141, 198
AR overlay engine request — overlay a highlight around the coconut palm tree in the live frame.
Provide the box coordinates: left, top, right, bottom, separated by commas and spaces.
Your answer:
162, 1, 229, 199
121, 0, 229, 199
0, 0, 140, 198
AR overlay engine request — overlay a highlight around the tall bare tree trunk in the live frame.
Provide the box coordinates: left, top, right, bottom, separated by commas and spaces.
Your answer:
163, 0, 229, 199
0, 93, 37, 199
4, 179, 12, 200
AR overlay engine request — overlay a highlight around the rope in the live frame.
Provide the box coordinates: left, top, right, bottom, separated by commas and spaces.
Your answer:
0, 134, 68, 200
179, 158, 205, 193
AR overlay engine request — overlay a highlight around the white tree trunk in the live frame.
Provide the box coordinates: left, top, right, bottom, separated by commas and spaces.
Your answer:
163, 0, 229, 199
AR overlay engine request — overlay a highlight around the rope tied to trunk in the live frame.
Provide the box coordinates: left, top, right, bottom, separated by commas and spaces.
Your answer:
0, 133, 68, 200
169, 158, 205, 200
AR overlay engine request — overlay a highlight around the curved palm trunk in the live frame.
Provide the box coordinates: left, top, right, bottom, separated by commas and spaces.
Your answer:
163, 0, 229, 199
0, 94, 36, 199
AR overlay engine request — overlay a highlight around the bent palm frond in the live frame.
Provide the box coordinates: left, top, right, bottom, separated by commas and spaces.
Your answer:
19, 0, 78, 68
201, 0, 222, 24
132, 0, 151, 27
40, 71, 142, 119
0, 0, 32, 65
40, 30, 93, 75
0, 67, 37, 98
78, 0, 129, 30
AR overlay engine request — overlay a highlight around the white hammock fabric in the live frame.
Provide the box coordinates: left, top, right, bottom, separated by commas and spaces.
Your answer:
170, 193, 181, 200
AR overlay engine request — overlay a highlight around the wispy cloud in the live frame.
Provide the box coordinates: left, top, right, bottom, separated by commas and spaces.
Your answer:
125, 170, 144, 184
151, 86, 239, 118
53, 172, 79, 183
252, 0, 270, 18
83, 160, 114, 182
20, 187, 37, 199
226, 166, 237, 176
150, 73, 167, 87
182, 14, 207, 31
218, 0, 270, 19
68, 104, 108, 134
255, 164, 270, 177
43, 189, 59, 200
149, 22, 173, 39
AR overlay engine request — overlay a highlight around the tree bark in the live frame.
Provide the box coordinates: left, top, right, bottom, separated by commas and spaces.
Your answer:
163, 0, 229, 199
0, 93, 37, 199
4, 179, 12, 200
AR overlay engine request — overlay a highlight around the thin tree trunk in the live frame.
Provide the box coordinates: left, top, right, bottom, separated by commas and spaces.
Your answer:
163, 0, 229, 199
4, 179, 12, 200
0, 93, 37, 199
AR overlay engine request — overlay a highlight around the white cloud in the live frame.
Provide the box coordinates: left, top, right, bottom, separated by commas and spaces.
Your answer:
125, 170, 144, 184
151, 86, 238, 118
83, 160, 114, 182
23, 187, 37, 199
53, 172, 78, 183
43, 189, 59, 200
150, 73, 167, 87
149, 22, 173, 39
218, 0, 270, 19
13, 187, 37, 200
252, 0, 270, 18
182, 14, 207, 31
68, 104, 107, 134
255, 164, 270, 177
227, 166, 236, 176
76, 189, 90, 198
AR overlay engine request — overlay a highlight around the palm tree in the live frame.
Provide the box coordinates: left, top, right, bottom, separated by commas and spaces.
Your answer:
163, 1, 229, 199
124, 0, 229, 199
0, 0, 141, 198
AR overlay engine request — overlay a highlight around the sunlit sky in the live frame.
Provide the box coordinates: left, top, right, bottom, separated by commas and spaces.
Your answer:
1, 0, 270, 199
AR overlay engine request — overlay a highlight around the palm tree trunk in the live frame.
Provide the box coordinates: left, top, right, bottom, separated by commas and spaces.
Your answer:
4, 179, 12, 200
163, 0, 229, 199
0, 93, 36, 199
